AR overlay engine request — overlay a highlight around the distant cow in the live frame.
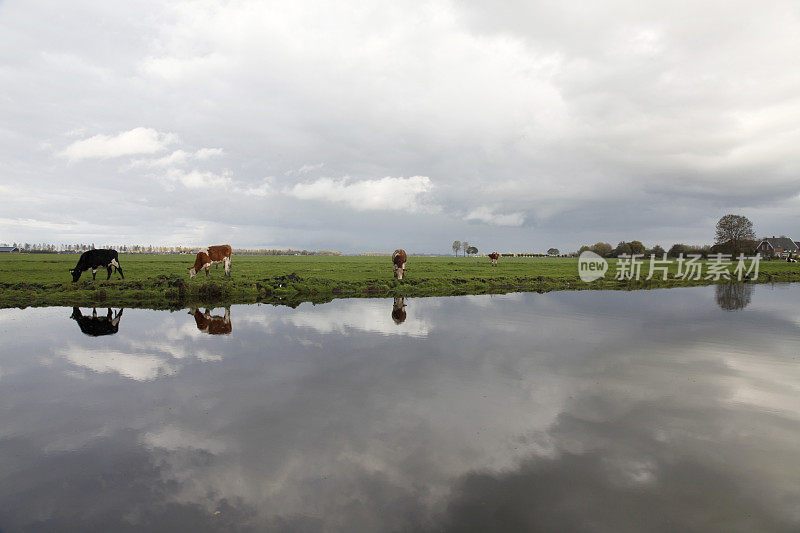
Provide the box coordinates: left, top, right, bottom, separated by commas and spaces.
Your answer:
70, 307, 123, 336
391, 297, 407, 324
189, 245, 232, 278
488, 252, 499, 266
69, 249, 124, 282
189, 307, 232, 335
392, 249, 407, 280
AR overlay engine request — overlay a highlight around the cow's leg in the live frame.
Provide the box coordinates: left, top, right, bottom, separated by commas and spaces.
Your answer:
111, 258, 124, 279
106, 308, 112, 319
92, 308, 97, 318
92, 268, 97, 280
224, 257, 231, 277
107, 265, 113, 279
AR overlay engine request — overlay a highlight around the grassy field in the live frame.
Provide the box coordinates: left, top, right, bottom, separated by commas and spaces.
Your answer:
0, 253, 798, 309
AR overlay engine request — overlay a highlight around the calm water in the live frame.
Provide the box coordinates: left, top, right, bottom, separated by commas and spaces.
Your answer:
0, 285, 799, 532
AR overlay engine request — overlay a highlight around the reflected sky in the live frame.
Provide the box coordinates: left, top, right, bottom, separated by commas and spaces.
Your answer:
0, 285, 799, 532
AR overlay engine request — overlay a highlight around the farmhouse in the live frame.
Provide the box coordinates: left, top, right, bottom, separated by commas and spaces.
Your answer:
755, 237, 799, 258
0, 246, 20, 253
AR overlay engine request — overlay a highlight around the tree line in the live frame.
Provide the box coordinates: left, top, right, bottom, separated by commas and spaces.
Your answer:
0, 242, 341, 255
576, 215, 760, 259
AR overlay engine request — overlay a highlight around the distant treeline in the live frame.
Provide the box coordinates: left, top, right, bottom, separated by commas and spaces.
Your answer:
235, 249, 342, 256
576, 240, 758, 259
0, 242, 341, 256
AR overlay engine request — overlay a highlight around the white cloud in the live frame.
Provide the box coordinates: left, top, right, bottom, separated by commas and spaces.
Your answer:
194, 147, 224, 159
286, 298, 430, 338
130, 149, 190, 168
298, 163, 324, 174
142, 426, 228, 454
285, 176, 435, 212
465, 206, 526, 227
285, 163, 324, 176
164, 168, 232, 189
131, 147, 223, 168
59, 127, 177, 161
59, 347, 177, 381
234, 178, 273, 197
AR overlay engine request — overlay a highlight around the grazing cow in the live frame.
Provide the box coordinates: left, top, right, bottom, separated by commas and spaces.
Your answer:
392, 249, 407, 280
188, 245, 232, 278
69, 249, 124, 282
392, 297, 407, 324
488, 252, 499, 266
189, 307, 232, 335
70, 307, 123, 336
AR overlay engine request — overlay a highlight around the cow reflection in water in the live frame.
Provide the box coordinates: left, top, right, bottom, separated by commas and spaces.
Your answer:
392, 297, 407, 324
70, 308, 123, 336
189, 307, 232, 335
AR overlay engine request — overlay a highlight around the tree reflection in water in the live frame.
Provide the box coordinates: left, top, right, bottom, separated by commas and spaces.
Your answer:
715, 283, 753, 311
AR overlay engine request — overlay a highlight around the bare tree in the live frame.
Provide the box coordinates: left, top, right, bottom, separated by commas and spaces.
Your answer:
715, 214, 756, 255
462, 241, 469, 257
452, 240, 461, 256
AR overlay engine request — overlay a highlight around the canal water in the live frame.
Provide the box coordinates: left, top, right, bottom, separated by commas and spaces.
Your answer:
0, 284, 798, 531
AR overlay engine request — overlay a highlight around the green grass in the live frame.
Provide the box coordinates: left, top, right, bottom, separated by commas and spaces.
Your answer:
0, 253, 798, 309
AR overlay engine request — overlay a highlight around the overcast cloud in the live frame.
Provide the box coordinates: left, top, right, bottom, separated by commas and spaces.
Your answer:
1, 0, 799, 252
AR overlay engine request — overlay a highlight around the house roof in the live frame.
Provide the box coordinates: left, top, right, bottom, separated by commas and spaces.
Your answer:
758, 237, 798, 252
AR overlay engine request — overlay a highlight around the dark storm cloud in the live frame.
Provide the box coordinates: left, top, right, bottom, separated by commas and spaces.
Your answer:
2, 1, 800, 251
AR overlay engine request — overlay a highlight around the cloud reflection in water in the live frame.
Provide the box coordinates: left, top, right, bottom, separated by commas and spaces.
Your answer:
0, 287, 798, 531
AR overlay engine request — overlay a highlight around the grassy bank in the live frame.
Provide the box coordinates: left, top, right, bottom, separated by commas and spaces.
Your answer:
1, 253, 798, 309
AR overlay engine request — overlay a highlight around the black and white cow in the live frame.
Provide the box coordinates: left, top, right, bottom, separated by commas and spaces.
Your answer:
70, 308, 123, 336
70, 249, 124, 282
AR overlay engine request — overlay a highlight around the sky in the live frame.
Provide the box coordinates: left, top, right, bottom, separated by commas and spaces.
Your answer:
1, 0, 799, 253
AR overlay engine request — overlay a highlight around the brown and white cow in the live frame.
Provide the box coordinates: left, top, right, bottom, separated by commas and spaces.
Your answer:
488, 252, 499, 266
391, 297, 407, 324
392, 249, 407, 280
189, 307, 232, 335
188, 245, 232, 278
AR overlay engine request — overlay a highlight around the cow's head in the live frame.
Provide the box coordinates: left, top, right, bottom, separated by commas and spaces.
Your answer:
188, 267, 197, 278
394, 264, 404, 280
392, 298, 407, 324
69, 268, 81, 282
